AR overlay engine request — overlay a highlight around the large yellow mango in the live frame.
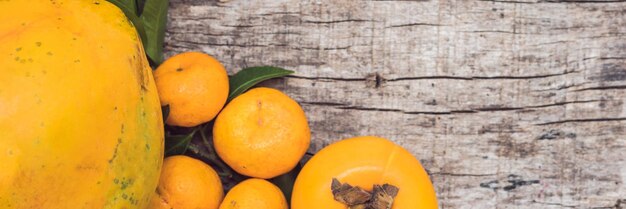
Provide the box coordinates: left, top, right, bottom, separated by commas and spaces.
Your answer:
0, 0, 164, 208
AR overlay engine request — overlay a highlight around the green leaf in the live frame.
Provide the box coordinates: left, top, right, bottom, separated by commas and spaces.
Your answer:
270, 163, 302, 204
140, 0, 169, 65
106, 0, 148, 46
228, 66, 294, 101
107, 0, 137, 16
164, 129, 197, 156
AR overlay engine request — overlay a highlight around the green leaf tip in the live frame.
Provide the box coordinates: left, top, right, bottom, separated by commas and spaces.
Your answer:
164, 129, 197, 156
107, 0, 169, 65
228, 66, 294, 101
140, 0, 169, 65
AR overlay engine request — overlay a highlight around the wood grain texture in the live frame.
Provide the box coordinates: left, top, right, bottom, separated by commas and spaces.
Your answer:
164, 0, 626, 208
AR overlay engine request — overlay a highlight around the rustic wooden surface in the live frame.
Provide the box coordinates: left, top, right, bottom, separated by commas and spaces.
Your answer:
164, 0, 626, 208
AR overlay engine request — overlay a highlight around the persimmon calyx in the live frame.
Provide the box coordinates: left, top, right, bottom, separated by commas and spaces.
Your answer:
331, 178, 371, 205
330, 178, 400, 209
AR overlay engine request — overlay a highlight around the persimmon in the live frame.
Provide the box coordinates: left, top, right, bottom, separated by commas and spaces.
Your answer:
291, 136, 438, 209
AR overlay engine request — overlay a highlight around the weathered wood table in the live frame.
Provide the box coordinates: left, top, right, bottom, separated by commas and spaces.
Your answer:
165, 0, 626, 208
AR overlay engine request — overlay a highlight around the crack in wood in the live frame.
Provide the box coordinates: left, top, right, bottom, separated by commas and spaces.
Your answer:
480, 0, 626, 3
300, 101, 347, 106
478, 0, 537, 3
542, 0, 626, 3
537, 129, 577, 140
462, 30, 519, 34
574, 85, 626, 92
287, 75, 366, 81
386, 23, 442, 28
532, 200, 578, 208
304, 19, 376, 24
536, 117, 626, 125
534, 82, 590, 92
336, 106, 467, 115
287, 71, 578, 83
305, 100, 600, 115
170, 38, 271, 48
299, 46, 352, 50
431, 172, 497, 177
479, 175, 540, 191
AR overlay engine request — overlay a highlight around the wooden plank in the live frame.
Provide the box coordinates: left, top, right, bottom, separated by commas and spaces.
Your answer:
165, 0, 626, 208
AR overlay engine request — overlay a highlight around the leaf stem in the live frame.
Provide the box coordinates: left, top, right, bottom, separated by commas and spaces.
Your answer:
186, 125, 243, 183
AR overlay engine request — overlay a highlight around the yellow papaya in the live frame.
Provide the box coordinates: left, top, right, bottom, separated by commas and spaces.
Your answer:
0, 0, 164, 208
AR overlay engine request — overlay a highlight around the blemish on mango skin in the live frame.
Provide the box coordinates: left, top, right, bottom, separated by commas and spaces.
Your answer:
108, 138, 122, 164
119, 177, 134, 190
